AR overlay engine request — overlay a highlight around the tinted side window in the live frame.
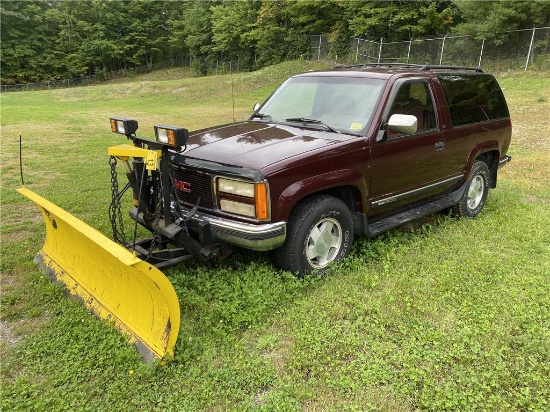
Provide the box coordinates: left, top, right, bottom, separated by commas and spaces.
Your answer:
439, 74, 509, 126
388, 81, 437, 133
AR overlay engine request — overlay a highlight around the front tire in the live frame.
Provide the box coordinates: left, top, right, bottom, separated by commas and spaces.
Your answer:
273, 195, 353, 275
453, 160, 490, 218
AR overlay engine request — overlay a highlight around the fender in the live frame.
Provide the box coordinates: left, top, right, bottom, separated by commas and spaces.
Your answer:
462, 116, 511, 176
465, 140, 500, 170
464, 140, 500, 187
275, 168, 368, 222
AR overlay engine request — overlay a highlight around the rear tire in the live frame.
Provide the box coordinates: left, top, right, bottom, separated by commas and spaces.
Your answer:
453, 160, 490, 218
272, 195, 353, 275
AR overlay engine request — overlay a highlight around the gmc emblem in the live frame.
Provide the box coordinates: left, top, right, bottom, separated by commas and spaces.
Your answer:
173, 178, 191, 193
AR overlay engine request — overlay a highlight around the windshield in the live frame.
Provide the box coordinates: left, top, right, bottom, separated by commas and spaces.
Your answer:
255, 76, 386, 134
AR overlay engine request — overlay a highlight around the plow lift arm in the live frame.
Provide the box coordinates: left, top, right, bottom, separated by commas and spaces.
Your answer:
107, 123, 223, 267
17, 118, 221, 361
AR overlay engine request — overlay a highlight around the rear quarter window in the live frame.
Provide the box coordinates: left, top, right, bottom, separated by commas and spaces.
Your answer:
438, 74, 509, 126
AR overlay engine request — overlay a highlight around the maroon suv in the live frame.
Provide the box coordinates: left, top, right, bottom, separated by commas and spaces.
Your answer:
117, 64, 512, 274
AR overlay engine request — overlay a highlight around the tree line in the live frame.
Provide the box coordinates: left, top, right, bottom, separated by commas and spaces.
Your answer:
1, 0, 549, 84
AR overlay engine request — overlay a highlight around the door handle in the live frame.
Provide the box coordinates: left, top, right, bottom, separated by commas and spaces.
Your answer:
435, 141, 445, 151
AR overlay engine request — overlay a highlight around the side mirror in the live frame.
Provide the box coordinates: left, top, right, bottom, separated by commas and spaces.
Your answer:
253, 102, 261, 112
388, 114, 417, 135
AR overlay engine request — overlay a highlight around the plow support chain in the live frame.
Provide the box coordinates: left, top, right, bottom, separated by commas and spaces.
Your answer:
17, 187, 180, 361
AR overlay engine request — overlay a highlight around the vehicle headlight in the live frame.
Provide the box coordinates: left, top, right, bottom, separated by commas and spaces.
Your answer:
219, 200, 256, 217
216, 177, 269, 220
218, 178, 255, 197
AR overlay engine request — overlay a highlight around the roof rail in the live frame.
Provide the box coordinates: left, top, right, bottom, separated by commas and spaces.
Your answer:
333, 63, 485, 73
419, 65, 484, 73
334, 62, 425, 69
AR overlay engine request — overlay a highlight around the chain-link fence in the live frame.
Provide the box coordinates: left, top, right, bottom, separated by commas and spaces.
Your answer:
311, 27, 550, 71
0, 54, 246, 92
3, 28, 548, 92
1, 54, 190, 92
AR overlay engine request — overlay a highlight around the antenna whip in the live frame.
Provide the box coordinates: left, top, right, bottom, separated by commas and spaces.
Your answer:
19, 133, 25, 186
230, 61, 235, 123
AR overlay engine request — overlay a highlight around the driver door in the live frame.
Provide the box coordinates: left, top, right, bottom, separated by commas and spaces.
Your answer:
368, 79, 456, 215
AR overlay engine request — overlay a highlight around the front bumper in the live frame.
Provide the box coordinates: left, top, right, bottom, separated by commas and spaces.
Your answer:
190, 209, 287, 251
130, 207, 286, 252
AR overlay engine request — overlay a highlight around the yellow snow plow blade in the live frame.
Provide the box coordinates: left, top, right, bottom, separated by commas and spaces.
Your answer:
17, 186, 180, 362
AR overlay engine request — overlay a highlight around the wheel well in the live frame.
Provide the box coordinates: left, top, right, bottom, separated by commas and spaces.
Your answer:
475, 150, 499, 188
290, 186, 361, 216
283, 186, 363, 236
322, 186, 362, 212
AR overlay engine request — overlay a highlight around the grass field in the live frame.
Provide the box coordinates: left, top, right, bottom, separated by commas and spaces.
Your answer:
1, 61, 549, 411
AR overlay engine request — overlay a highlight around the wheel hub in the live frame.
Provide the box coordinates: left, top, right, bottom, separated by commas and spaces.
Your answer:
467, 175, 485, 209
306, 217, 342, 269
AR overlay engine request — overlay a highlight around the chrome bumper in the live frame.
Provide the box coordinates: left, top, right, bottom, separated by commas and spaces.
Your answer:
131, 207, 286, 252
195, 210, 287, 251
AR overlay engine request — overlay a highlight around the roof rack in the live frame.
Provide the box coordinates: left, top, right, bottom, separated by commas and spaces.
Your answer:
333, 63, 484, 73
334, 62, 425, 69
419, 65, 484, 73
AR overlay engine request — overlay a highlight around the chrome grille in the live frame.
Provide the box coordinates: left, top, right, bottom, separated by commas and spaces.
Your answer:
171, 167, 213, 209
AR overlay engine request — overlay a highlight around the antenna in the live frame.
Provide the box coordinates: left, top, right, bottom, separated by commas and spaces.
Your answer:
230, 61, 235, 123
19, 133, 25, 186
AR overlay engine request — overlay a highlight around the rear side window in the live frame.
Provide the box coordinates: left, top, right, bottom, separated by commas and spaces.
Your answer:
438, 74, 509, 126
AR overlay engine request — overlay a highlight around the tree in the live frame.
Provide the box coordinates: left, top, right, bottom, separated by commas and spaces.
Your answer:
344, 0, 457, 41
0, 1, 59, 83
247, 0, 336, 67
44, 1, 89, 78
244, 0, 288, 67
76, 0, 126, 74
179, 0, 217, 57
2, 0, 547, 84
286, 0, 342, 34
125, 0, 180, 68
453, 0, 550, 44
210, 0, 259, 66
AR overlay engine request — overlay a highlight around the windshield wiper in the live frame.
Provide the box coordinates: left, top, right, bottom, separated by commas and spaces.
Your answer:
250, 113, 273, 121
285, 117, 341, 134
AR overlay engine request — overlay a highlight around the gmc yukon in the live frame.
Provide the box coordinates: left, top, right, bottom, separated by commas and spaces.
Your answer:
111, 64, 512, 274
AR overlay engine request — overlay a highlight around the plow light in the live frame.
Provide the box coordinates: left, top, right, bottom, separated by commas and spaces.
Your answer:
154, 125, 189, 148
110, 117, 139, 136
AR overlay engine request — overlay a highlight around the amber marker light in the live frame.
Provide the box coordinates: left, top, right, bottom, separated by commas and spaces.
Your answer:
255, 182, 269, 220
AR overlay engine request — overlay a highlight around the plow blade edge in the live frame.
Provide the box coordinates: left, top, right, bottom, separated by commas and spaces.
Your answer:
17, 187, 180, 361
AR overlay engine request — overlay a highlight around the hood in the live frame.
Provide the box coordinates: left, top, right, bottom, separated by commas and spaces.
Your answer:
182, 121, 356, 171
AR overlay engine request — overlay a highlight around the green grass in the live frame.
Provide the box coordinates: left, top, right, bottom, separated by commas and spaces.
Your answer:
1, 62, 549, 411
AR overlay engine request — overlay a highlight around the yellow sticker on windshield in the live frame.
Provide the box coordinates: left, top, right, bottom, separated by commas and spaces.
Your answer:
350, 123, 363, 131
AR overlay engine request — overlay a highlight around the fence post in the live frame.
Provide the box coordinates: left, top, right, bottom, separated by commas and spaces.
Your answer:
318, 35, 322, 62
407, 39, 412, 63
478, 39, 485, 68
355, 38, 360, 63
525, 27, 536, 71
378, 38, 383, 63
439, 34, 447, 65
